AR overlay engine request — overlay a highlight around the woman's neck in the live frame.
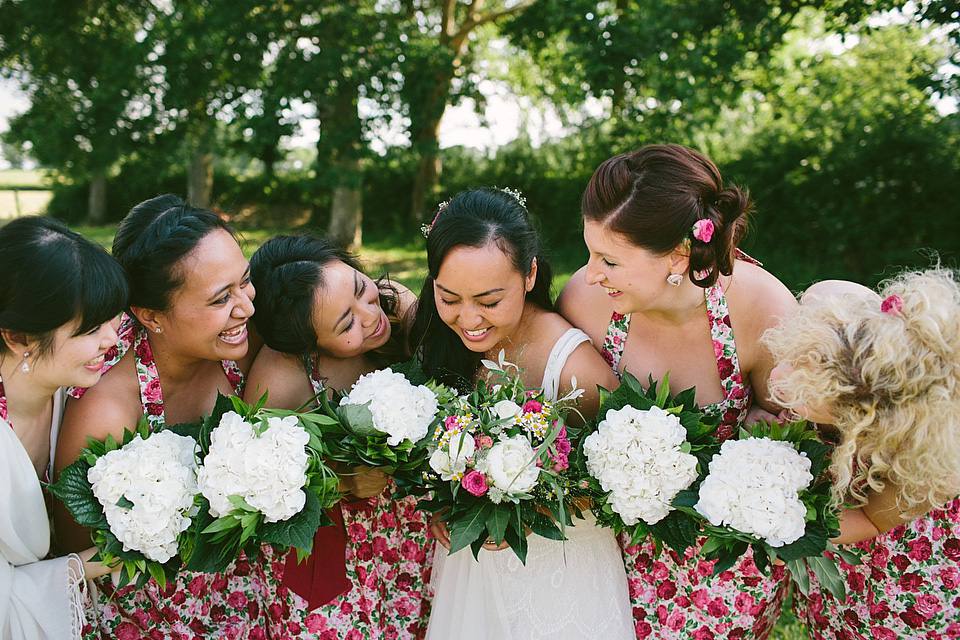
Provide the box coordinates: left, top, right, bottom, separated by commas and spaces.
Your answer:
146, 334, 220, 387
0, 355, 58, 417
484, 302, 541, 364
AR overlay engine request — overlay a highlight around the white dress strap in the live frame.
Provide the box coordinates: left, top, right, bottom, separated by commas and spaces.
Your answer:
539, 328, 590, 402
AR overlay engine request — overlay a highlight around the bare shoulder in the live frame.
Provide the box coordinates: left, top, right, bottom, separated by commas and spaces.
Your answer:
55, 357, 142, 475
725, 260, 798, 338
245, 345, 313, 409
556, 266, 611, 345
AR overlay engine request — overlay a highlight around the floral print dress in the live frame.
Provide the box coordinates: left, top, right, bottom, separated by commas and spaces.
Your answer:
600, 279, 789, 639
792, 496, 960, 638
264, 359, 435, 639
78, 319, 277, 640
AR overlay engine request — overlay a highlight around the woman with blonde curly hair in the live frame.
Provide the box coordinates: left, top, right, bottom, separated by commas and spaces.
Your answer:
764, 268, 960, 639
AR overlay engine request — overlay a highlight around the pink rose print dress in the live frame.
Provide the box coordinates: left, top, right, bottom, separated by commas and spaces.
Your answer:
792, 495, 960, 638
78, 319, 277, 640
600, 277, 789, 639
265, 358, 435, 639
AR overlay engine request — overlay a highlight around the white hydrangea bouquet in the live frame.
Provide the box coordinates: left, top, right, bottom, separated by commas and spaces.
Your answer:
167, 393, 341, 574
306, 360, 450, 492
49, 417, 201, 588
417, 351, 586, 564
693, 419, 857, 601
576, 372, 719, 548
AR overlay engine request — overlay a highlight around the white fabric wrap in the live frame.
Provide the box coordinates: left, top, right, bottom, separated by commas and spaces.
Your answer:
1, 394, 85, 640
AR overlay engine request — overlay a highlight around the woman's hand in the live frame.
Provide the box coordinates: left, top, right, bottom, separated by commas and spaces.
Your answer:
429, 516, 510, 552
76, 547, 117, 580
337, 465, 389, 499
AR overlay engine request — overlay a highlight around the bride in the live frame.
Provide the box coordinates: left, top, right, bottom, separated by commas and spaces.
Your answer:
408, 188, 633, 640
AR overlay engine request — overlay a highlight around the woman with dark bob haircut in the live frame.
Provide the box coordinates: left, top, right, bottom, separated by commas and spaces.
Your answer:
54, 194, 300, 638
245, 233, 434, 638
0, 216, 127, 640
410, 187, 630, 640
558, 144, 798, 638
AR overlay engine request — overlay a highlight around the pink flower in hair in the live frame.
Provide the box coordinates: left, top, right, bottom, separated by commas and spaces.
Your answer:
692, 219, 715, 243
881, 295, 903, 315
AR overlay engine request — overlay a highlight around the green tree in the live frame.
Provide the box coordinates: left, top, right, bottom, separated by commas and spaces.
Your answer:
731, 21, 960, 289
0, 0, 153, 222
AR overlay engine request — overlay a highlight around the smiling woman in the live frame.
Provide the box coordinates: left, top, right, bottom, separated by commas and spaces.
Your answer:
52, 195, 286, 639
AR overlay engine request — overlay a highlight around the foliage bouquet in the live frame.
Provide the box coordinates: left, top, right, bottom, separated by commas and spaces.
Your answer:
306, 360, 450, 492
167, 393, 341, 573
49, 419, 201, 588
693, 419, 857, 600
576, 372, 719, 549
418, 351, 585, 564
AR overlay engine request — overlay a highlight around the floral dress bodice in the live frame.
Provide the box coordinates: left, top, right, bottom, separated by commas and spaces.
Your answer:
599, 282, 751, 441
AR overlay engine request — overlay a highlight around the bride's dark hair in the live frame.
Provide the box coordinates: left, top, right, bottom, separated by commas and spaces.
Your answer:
249, 233, 405, 370
409, 187, 553, 389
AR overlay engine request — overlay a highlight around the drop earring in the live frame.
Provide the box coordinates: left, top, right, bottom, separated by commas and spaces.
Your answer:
666, 273, 683, 287
21, 351, 30, 373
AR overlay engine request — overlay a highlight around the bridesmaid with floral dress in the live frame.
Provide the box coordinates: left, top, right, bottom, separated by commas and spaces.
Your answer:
244, 234, 433, 639
765, 270, 960, 639
558, 145, 798, 638
54, 195, 278, 639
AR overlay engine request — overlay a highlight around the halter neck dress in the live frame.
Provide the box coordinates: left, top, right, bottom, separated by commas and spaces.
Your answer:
598, 278, 790, 639
79, 319, 276, 639
271, 357, 435, 638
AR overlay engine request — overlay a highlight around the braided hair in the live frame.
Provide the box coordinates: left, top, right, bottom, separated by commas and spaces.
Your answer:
112, 194, 235, 312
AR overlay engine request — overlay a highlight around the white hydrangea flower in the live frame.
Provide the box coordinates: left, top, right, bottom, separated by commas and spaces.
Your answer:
197, 412, 310, 523
88, 430, 199, 563
341, 368, 439, 446
695, 437, 813, 547
583, 405, 699, 525
486, 434, 539, 494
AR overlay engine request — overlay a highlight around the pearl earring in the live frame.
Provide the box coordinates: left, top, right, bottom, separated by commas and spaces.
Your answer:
21, 351, 30, 373
666, 273, 683, 287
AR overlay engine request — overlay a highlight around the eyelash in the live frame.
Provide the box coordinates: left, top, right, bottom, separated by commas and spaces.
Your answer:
602, 258, 616, 267
214, 277, 251, 306
438, 298, 499, 309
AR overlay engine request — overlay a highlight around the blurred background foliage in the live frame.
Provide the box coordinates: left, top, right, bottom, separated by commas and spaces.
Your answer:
0, 0, 958, 294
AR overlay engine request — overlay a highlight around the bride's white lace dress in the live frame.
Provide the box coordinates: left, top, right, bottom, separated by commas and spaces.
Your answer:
425, 329, 634, 640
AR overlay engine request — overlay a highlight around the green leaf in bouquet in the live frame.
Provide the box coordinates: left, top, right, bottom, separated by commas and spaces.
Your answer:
711, 540, 749, 575
448, 502, 492, 555
259, 489, 327, 552
484, 506, 510, 543
672, 387, 697, 413
390, 357, 431, 386
833, 547, 863, 567
103, 432, 120, 453
502, 511, 528, 564
652, 373, 671, 408
116, 496, 135, 509
806, 553, 847, 602
772, 520, 830, 562
47, 459, 108, 530
528, 510, 564, 541
648, 509, 699, 554
798, 438, 833, 479
671, 490, 700, 509
202, 516, 242, 535
147, 560, 167, 589
337, 402, 380, 438
785, 558, 811, 596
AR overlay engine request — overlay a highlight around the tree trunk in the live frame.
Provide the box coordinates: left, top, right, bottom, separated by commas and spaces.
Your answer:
188, 147, 213, 209
328, 154, 363, 249
410, 140, 442, 224
87, 171, 107, 224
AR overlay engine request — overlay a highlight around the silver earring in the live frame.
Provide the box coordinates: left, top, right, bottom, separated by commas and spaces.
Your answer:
21, 351, 30, 373
667, 273, 683, 287
155, 326, 162, 334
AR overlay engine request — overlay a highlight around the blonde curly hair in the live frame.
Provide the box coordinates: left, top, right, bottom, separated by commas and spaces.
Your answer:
763, 268, 960, 515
